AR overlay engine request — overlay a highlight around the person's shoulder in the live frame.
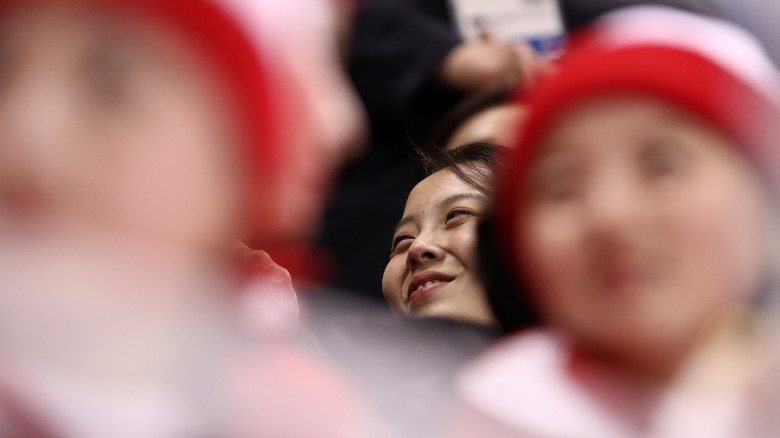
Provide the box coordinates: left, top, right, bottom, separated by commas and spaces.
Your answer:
459, 329, 565, 382
454, 329, 633, 438
456, 329, 572, 412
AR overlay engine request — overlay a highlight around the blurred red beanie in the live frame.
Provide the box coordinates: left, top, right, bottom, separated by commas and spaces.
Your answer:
495, 5, 780, 278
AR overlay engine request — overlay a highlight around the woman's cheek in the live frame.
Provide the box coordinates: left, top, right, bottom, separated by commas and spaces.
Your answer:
382, 257, 407, 311
452, 223, 479, 267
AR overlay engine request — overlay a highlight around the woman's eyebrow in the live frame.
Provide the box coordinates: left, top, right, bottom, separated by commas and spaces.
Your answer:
393, 215, 414, 235
437, 193, 486, 210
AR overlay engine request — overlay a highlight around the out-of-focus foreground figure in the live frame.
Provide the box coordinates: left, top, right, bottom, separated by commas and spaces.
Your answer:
249, 0, 367, 243
0, 1, 369, 436
450, 6, 780, 438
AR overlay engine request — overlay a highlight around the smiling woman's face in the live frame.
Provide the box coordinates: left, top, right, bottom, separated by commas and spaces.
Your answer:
382, 168, 495, 326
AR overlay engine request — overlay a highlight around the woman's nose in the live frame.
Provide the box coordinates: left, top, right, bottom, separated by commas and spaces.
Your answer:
406, 233, 445, 269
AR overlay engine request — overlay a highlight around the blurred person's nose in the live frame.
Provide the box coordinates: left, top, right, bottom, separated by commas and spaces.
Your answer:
406, 231, 446, 270
583, 167, 644, 241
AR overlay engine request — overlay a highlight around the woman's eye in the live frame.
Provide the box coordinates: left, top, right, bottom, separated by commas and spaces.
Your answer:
390, 235, 413, 255
445, 208, 474, 224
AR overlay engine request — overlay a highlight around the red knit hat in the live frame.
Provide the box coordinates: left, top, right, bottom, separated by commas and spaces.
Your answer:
495, 5, 780, 280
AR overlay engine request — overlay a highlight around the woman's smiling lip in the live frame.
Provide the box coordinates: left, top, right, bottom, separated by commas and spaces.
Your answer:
407, 271, 455, 301
409, 281, 448, 303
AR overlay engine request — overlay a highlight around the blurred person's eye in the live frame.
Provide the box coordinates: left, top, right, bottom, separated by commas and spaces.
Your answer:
391, 234, 414, 256
639, 137, 688, 180
529, 161, 582, 203
0, 33, 18, 98
83, 34, 143, 108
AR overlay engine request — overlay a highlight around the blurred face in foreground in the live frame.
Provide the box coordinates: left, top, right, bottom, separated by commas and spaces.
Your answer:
0, 2, 245, 252
382, 168, 495, 326
0, 2, 252, 370
518, 96, 773, 379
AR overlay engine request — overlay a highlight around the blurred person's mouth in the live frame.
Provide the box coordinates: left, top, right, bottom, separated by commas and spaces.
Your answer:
0, 187, 48, 229
408, 271, 455, 303
599, 259, 652, 296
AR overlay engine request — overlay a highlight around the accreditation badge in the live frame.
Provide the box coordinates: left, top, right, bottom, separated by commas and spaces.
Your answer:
449, 0, 565, 58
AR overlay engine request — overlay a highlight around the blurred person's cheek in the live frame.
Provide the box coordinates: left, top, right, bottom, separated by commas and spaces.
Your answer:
252, 0, 367, 241
265, 88, 335, 240
95, 47, 245, 251
0, 4, 246, 251
259, 0, 365, 161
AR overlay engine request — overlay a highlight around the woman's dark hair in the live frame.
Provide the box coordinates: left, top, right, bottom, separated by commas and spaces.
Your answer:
417, 141, 506, 195
426, 87, 515, 152
477, 213, 541, 333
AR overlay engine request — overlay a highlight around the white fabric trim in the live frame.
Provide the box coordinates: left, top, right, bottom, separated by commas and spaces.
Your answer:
456, 330, 636, 438
596, 5, 780, 108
